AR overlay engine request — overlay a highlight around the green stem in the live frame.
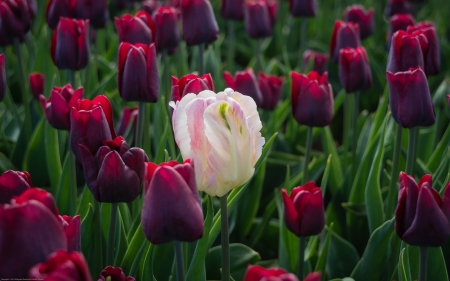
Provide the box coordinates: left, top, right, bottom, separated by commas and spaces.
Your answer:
297, 236, 306, 280
342, 94, 352, 168
106, 203, 118, 266
419, 246, 428, 281
303, 126, 313, 183
69, 70, 76, 87
351, 92, 359, 180
69, 151, 77, 215
386, 124, 403, 219
256, 39, 263, 72
198, 44, 204, 75
162, 50, 170, 103
406, 128, 418, 175
227, 21, 235, 73
13, 38, 32, 141
174, 241, 185, 281
137, 102, 146, 150
93, 200, 103, 273
297, 18, 308, 70
220, 194, 230, 281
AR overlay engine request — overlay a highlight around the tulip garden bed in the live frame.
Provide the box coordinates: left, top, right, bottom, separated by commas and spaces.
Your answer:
1, 0, 450, 280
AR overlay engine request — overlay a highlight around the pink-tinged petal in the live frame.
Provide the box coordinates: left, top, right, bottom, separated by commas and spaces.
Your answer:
243, 265, 289, 281
172, 98, 193, 160
282, 189, 300, 236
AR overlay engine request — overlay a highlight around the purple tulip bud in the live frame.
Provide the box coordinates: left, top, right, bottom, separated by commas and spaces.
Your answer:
385, 0, 411, 17
339, 47, 372, 93
244, 265, 299, 281
97, 266, 136, 281
0, 54, 5, 102
223, 69, 263, 107
70, 95, 117, 162
0, 170, 32, 204
46, 0, 76, 29
60, 215, 81, 252
304, 272, 322, 281
387, 30, 428, 74
181, 0, 219, 46
13, 188, 60, 216
387, 13, 415, 46
395, 173, 450, 247
244, 0, 273, 39
330, 21, 361, 63
117, 106, 138, 139
291, 71, 334, 127
118, 42, 160, 103
0, 201, 67, 278
266, 0, 278, 28
258, 72, 284, 111
115, 11, 156, 45
386, 67, 435, 128
302, 50, 329, 75
28, 250, 91, 280
153, 7, 180, 51
143, 0, 163, 15
171, 73, 214, 102
29, 72, 45, 100
51, 18, 90, 71
79, 136, 148, 203
221, 0, 245, 20
76, 0, 108, 29
40, 84, 84, 130
142, 160, 204, 244
343, 5, 374, 40
289, 0, 317, 18
0, 0, 32, 41
407, 22, 440, 75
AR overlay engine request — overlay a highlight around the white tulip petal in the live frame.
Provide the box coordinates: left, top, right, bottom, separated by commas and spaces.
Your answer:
172, 103, 192, 160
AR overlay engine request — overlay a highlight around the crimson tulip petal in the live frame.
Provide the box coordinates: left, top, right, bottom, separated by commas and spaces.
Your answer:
0, 170, 32, 204
282, 188, 300, 236
13, 188, 60, 216
153, 7, 180, 51
122, 148, 148, 183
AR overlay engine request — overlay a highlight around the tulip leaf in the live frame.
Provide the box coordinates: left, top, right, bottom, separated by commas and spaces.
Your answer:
44, 121, 62, 193
186, 195, 214, 281
320, 127, 343, 195
76, 185, 94, 220
315, 223, 334, 275
116, 209, 129, 266
81, 203, 94, 261
120, 223, 147, 274
56, 153, 72, 216
205, 243, 261, 280
399, 248, 412, 281
426, 247, 449, 281
0, 152, 16, 173
324, 227, 359, 279
427, 122, 450, 173
141, 244, 156, 281
351, 218, 395, 281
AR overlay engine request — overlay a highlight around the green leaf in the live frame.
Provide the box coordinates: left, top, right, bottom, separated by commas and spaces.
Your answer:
399, 248, 412, 281
315, 223, 334, 275
0, 152, 16, 172
427, 123, 450, 172
320, 127, 343, 195
426, 247, 449, 281
44, 122, 62, 193
120, 224, 147, 274
55, 153, 72, 215
23, 118, 50, 187
81, 203, 94, 260
325, 227, 359, 279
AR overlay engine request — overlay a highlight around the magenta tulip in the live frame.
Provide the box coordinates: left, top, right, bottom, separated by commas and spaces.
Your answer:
29, 72, 45, 100
258, 72, 284, 111
171, 73, 214, 102
97, 266, 136, 281
243, 265, 299, 281
221, 0, 245, 20
387, 13, 415, 46
0, 170, 32, 204
302, 50, 329, 74
339, 47, 372, 93
153, 7, 180, 51
330, 21, 361, 63
181, 0, 219, 46
46, 0, 76, 29
343, 5, 374, 40
76, 0, 108, 29
115, 11, 156, 45
289, 0, 317, 18
386, 30, 428, 74
407, 22, 440, 75
223, 69, 263, 107
61, 215, 81, 252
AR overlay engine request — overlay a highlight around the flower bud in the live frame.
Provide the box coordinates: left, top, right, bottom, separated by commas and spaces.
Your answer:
142, 160, 204, 244
395, 173, 450, 247
142, 0, 162, 15
386, 67, 435, 128
289, 0, 317, 18
330, 21, 361, 63
385, 0, 411, 17
171, 73, 214, 102
115, 11, 155, 45
244, 265, 299, 281
386, 30, 428, 74
61, 215, 81, 252
338, 46, 372, 93
291, 71, 334, 127
223, 69, 263, 107
387, 13, 415, 46
244, 1, 273, 39
76, 0, 108, 29
98, 266, 136, 281
0, 54, 5, 102
258, 72, 284, 111
29, 72, 45, 100
302, 50, 329, 75
181, 0, 219, 46
40, 84, 84, 130
0, 170, 32, 204
407, 22, 440, 75
51, 18, 90, 71
28, 250, 91, 281
153, 7, 180, 51
13, 188, 60, 216
343, 5, 374, 40
118, 42, 160, 103
221, 0, 245, 20
0, 0, 33, 41
46, 0, 76, 29
282, 182, 325, 237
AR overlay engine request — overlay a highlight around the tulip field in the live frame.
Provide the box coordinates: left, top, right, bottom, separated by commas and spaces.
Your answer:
1, 0, 450, 280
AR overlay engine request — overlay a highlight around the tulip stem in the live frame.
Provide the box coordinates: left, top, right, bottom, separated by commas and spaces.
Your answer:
69, 150, 77, 215
351, 92, 359, 180
227, 21, 235, 73
198, 44, 204, 75
174, 241, 185, 281
406, 127, 418, 175
13, 38, 32, 141
297, 18, 307, 70
69, 70, 76, 87
256, 39, 263, 72
419, 246, 428, 281
386, 125, 403, 219
220, 194, 230, 281
303, 126, 313, 183
137, 102, 145, 151
107, 202, 118, 266
93, 200, 103, 274
297, 236, 306, 280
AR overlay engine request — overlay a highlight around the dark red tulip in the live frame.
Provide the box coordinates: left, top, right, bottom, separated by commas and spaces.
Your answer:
76, 0, 108, 29
0, 0, 33, 41
27, 0, 36, 19
243, 265, 299, 281
0, 201, 67, 278
386, 67, 435, 128
181, 0, 219, 46
304, 272, 322, 281
302, 50, 329, 75
79, 136, 148, 203
115, 11, 156, 45
118, 42, 159, 103
153, 7, 180, 51
407, 22, 440, 75
244, 0, 273, 39
171, 73, 214, 102
223, 69, 263, 107
40, 84, 84, 130
29, 72, 45, 100
266, 0, 278, 28
0, 170, 32, 204
28, 250, 92, 281
282, 182, 325, 237
60, 215, 81, 252
343, 5, 374, 40
289, 0, 317, 18
339, 47, 372, 93
386, 30, 428, 74
387, 13, 415, 46
51, 18, 90, 71
221, 0, 245, 20
0, 54, 5, 102
330, 21, 361, 63
258, 72, 284, 111
385, 0, 411, 17
291, 71, 334, 127
117, 106, 138, 138
142, 160, 203, 244
395, 173, 450, 247
46, 0, 76, 29
142, 0, 161, 14
70, 95, 116, 162
13, 188, 60, 216
97, 266, 136, 281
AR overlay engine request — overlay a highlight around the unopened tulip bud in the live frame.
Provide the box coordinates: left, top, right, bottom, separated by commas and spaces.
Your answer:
60, 215, 81, 252
386, 30, 428, 74
289, 0, 317, 18
338, 47, 372, 93
407, 22, 440, 75
115, 11, 155, 45
330, 21, 361, 63
387, 13, 415, 46
221, 0, 245, 20
302, 50, 329, 74
171, 73, 214, 102
343, 5, 374, 40
385, 0, 411, 17
0, 170, 32, 204
46, 0, 76, 29
29, 73, 45, 100
258, 72, 284, 111
76, 0, 108, 29
0, 0, 33, 40
153, 7, 180, 51
223, 69, 263, 107
181, 0, 219, 46
244, 1, 273, 39
13, 188, 60, 216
